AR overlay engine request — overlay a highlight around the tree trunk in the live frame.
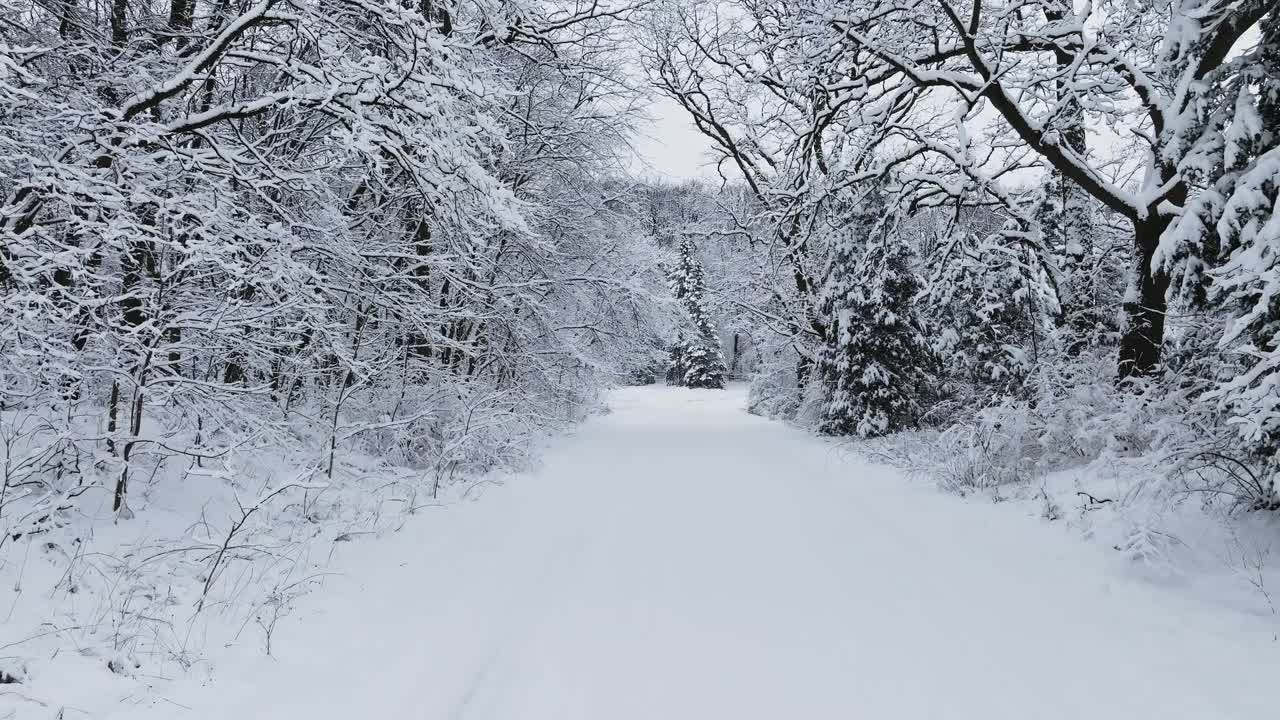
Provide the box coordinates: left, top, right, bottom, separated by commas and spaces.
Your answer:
795, 350, 813, 389
107, 380, 120, 456
111, 0, 129, 48
730, 333, 740, 378
408, 217, 434, 359
1117, 216, 1170, 378
168, 0, 195, 34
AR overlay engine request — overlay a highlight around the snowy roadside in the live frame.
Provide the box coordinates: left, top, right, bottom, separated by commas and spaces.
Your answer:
853, 431, 1280, 629
74, 386, 1280, 720
6, 384, 1277, 719
0, 438, 541, 719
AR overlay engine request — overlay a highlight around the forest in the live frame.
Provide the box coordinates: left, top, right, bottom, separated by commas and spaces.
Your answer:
1, 0, 1278, 713
638, 0, 1280, 512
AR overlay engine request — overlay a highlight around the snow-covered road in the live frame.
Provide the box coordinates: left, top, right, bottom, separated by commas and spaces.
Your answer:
116, 386, 1276, 719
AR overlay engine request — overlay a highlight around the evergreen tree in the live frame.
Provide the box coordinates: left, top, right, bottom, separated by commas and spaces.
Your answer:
925, 227, 1040, 400
1162, 13, 1280, 505
1034, 171, 1117, 353
667, 237, 727, 389
816, 189, 934, 437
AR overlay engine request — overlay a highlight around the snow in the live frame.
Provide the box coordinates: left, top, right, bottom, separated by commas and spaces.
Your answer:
22, 386, 1280, 719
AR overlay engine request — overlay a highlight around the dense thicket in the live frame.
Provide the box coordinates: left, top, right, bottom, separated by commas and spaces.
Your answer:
630, 180, 766, 385
0, 0, 666, 528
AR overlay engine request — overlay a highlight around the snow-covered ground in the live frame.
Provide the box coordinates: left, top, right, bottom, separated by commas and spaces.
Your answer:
12, 385, 1279, 719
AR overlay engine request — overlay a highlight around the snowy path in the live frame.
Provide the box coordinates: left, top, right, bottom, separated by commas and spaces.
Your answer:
117, 386, 1276, 720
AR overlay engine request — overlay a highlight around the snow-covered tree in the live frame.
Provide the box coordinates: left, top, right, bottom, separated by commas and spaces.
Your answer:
1033, 173, 1117, 354
649, 0, 1277, 378
1158, 11, 1280, 504
925, 229, 1039, 400
816, 189, 934, 437
0, 0, 663, 519
667, 237, 727, 389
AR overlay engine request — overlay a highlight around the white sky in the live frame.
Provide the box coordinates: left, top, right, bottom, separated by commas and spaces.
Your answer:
629, 95, 720, 182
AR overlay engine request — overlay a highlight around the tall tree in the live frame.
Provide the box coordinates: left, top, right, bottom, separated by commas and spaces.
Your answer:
925, 224, 1043, 400
816, 188, 935, 437
668, 237, 727, 389
1161, 10, 1280, 494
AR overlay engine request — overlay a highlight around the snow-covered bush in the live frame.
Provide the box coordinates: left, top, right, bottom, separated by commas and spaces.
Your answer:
744, 333, 817, 420
746, 356, 800, 419
869, 341, 1280, 515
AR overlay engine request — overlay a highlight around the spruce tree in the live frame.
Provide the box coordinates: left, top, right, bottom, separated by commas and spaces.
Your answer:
667, 237, 727, 389
1162, 13, 1280, 506
817, 188, 934, 437
925, 226, 1042, 399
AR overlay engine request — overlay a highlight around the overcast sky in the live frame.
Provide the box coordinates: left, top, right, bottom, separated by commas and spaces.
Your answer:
629, 95, 719, 182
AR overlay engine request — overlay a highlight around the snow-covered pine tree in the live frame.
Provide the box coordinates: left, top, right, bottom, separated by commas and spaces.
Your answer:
667, 236, 727, 389
924, 225, 1040, 401
816, 187, 934, 437
1160, 11, 1280, 508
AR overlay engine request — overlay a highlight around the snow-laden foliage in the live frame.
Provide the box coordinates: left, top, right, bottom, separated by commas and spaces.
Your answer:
644, 0, 1279, 377
1157, 13, 1280, 506
0, 0, 668, 695
1034, 171, 1121, 354
922, 214, 1045, 405
630, 180, 769, 387
639, 0, 1280, 521
666, 237, 727, 389
0, 0, 663, 509
815, 187, 934, 437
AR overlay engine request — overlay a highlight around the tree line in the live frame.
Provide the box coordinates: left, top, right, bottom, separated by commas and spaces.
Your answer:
638, 0, 1280, 509
0, 0, 673, 529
